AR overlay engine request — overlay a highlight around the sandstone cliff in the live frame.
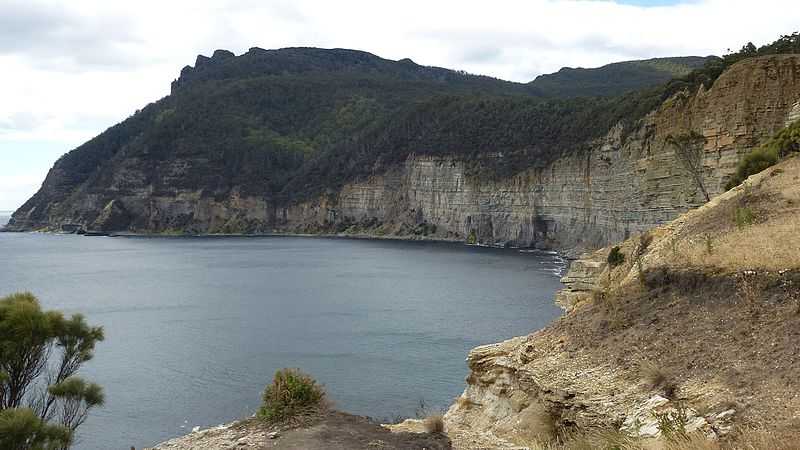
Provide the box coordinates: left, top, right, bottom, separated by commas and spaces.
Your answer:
7, 56, 800, 256
281, 56, 800, 251
443, 155, 800, 447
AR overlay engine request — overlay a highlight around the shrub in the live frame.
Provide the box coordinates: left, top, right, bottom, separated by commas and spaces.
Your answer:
258, 369, 325, 422
635, 232, 654, 284
725, 147, 779, 190
654, 403, 691, 442
642, 361, 677, 398
423, 414, 445, 433
704, 235, 714, 255
0, 408, 73, 450
734, 207, 755, 228
0, 292, 104, 450
607, 246, 626, 267
725, 120, 800, 190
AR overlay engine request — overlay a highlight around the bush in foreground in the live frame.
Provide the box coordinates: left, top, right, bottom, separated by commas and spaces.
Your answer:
258, 369, 325, 423
0, 292, 105, 450
725, 120, 800, 190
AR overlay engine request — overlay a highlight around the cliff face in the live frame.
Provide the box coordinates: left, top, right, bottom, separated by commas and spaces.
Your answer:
444, 155, 800, 445
281, 56, 800, 250
7, 56, 800, 254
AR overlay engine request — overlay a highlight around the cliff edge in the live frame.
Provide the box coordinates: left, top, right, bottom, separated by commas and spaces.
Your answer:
444, 155, 800, 447
8, 55, 800, 256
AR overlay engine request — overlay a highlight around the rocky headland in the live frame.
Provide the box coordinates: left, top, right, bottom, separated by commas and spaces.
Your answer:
7, 53, 800, 258
7, 36, 800, 449
444, 155, 800, 447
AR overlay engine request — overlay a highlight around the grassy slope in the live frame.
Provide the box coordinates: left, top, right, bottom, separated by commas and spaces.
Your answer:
544, 156, 800, 448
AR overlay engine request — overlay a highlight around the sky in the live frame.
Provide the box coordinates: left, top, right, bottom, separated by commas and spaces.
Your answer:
0, 0, 798, 211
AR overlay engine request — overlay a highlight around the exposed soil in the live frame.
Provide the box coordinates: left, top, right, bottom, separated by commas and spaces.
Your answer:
551, 268, 800, 433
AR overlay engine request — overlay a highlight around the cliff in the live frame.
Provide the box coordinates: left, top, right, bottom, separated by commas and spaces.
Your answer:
280, 55, 800, 251
8, 54, 800, 256
443, 155, 800, 446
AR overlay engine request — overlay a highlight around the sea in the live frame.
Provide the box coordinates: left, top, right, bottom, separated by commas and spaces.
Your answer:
0, 216, 565, 449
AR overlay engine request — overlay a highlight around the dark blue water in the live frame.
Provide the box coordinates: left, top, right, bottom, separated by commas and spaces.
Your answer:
0, 227, 564, 450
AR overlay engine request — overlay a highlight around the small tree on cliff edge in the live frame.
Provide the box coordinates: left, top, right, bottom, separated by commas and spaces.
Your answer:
0, 292, 105, 450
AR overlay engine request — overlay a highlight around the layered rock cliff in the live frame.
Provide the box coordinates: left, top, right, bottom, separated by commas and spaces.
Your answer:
444, 155, 800, 446
280, 56, 800, 250
7, 55, 800, 255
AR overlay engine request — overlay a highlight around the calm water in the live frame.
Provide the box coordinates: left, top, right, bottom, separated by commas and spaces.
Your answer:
0, 222, 564, 449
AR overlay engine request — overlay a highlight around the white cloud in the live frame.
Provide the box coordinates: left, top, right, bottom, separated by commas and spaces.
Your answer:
0, 173, 48, 212
0, 0, 798, 209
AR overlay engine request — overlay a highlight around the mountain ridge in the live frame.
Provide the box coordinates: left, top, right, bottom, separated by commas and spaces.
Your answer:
7, 47, 710, 234
529, 56, 711, 97
171, 46, 530, 95
6, 35, 799, 249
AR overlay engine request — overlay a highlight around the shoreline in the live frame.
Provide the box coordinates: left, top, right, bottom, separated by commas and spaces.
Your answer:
4, 226, 571, 253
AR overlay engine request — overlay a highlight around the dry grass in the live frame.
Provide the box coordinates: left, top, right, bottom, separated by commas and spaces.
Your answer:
509, 403, 560, 446
423, 414, 444, 434
640, 361, 678, 399
455, 396, 475, 410
679, 214, 800, 271
597, 158, 800, 281
522, 429, 639, 450
640, 361, 667, 388
726, 427, 800, 450
520, 428, 800, 450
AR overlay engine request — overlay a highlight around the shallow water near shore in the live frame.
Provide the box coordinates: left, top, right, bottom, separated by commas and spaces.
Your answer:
0, 226, 564, 450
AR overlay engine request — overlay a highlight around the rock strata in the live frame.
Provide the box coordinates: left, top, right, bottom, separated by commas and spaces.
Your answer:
281, 56, 800, 250
444, 157, 800, 447
7, 57, 800, 254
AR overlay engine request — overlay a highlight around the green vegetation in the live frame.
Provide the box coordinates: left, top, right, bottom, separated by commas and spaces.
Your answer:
529, 56, 709, 98
20, 33, 798, 227
0, 408, 73, 450
734, 207, 755, 228
661, 32, 800, 101
607, 246, 626, 267
654, 403, 691, 443
258, 369, 325, 423
704, 235, 714, 255
726, 119, 800, 190
0, 293, 104, 450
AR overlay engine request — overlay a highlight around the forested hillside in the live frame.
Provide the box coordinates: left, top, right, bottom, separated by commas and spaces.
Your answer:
528, 56, 709, 98
7, 33, 799, 235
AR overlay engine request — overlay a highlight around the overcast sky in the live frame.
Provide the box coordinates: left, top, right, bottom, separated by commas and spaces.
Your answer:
0, 0, 798, 211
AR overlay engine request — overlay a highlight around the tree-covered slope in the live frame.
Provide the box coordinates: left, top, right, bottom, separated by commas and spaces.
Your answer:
13, 46, 682, 224
7, 33, 798, 232
528, 56, 710, 98
21, 51, 535, 208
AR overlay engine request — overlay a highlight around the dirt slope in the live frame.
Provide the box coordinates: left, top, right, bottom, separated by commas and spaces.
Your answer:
445, 156, 800, 448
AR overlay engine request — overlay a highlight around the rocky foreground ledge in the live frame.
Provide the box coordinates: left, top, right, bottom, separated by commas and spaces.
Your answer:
144, 411, 452, 450
444, 157, 800, 447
